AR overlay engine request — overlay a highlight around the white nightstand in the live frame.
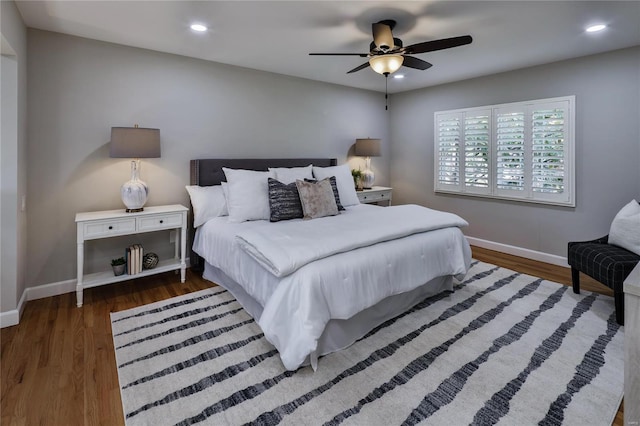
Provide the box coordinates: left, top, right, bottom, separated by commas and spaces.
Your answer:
357, 186, 392, 206
75, 204, 188, 307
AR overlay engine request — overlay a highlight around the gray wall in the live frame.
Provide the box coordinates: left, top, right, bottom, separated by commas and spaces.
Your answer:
390, 46, 640, 257
12, 27, 640, 304
26, 29, 390, 288
1, 1, 28, 313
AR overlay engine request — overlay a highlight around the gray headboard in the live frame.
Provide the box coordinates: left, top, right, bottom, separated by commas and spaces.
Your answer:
188, 158, 338, 271
190, 158, 337, 186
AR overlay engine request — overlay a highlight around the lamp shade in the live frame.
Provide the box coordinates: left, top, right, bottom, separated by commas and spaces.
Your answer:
355, 138, 381, 157
110, 127, 161, 158
369, 55, 404, 75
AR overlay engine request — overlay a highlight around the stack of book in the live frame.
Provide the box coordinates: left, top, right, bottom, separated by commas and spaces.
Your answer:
126, 244, 144, 275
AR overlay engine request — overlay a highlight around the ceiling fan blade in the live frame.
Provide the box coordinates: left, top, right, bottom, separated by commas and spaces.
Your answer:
372, 22, 394, 51
403, 35, 473, 55
401, 56, 433, 71
309, 53, 369, 57
347, 62, 370, 74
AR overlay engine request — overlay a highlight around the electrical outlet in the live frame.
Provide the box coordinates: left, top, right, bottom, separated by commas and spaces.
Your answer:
169, 230, 176, 243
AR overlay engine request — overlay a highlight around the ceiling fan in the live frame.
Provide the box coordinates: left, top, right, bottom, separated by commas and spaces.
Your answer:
309, 19, 472, 76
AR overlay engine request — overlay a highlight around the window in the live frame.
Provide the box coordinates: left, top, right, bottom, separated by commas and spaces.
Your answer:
434, 96, 575, 206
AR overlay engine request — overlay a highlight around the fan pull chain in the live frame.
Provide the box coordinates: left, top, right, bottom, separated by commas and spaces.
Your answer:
385, 73, 389, 111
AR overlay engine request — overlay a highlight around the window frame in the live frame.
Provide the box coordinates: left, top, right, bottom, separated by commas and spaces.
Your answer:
434, 95, 575, 207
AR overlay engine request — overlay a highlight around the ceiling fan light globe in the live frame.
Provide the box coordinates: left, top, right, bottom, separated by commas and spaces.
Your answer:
369, 55, 404, 75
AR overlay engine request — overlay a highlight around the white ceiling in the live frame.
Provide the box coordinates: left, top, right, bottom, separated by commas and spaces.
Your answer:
15, 1, 640, 94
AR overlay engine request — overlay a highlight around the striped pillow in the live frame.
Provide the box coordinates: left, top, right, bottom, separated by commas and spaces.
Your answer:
267, 178, 303, 222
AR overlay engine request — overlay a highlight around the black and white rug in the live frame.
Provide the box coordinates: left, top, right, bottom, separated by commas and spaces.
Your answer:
111, 261, 624, 425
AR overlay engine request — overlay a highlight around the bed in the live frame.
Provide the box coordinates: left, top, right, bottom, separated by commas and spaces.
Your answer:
189, 158, 472, 371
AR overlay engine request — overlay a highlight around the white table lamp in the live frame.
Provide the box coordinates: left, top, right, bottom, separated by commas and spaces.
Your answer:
355, 138, 381, 189
110, 125, 161, 212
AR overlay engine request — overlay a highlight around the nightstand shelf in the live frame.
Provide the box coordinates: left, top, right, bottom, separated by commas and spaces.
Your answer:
357, 186, 392, 206
81, 259, 182, 289
75, 204, 188, 307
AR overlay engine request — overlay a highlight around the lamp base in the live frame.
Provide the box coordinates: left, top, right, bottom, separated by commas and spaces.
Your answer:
361, 169, 375, 189
362, 157, 375, 189
121, 179, 148, 212
121, 160, 149, 212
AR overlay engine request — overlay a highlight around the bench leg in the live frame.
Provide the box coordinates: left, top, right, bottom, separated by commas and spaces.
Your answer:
614, 291, 624, 326
571, 267, 580, 294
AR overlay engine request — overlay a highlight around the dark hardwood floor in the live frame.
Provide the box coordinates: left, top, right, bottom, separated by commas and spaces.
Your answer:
0, 247, 623, 425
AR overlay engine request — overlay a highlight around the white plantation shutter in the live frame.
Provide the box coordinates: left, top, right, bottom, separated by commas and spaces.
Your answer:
434, 96, 574, 206
463, 112, 491, 194
495, 109, 526, 194
435, 113, 462, 191
531, 101, 570, 203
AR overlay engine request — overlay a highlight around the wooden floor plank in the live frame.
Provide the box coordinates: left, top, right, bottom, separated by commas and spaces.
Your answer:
0, 250, 623, 425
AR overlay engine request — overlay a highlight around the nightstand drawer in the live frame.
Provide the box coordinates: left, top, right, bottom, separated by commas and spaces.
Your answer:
356, 186, 392, 206
137, 213, 183, 231
359, 191, 391, 202
83, 218, 136, 239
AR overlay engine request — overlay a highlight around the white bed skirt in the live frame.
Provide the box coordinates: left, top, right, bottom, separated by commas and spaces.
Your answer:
203, 261, 453, 368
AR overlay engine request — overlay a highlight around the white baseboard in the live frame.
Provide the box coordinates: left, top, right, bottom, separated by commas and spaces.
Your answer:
2, 249, 566, 328
1, 248, 565, 327
1, 257, 191, 328
0, 287, 27, 328
27, 278, 77, 301
466, 236, 569, 267
0, 308, 19, 328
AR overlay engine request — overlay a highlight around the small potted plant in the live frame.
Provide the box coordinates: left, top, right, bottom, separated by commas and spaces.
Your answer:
111, 257, 126, 276
351, 168, 363, 191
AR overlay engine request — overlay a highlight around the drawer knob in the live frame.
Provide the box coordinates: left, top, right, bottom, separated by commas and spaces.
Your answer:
108, 226, 113, 230
159, 220, 164, 224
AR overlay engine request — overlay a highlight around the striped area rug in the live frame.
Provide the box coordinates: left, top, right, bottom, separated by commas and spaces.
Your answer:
111, 261, 624, 425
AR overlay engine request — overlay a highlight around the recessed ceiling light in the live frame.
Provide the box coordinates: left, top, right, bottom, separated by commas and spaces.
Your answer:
190, 24, 208, 32
393, 74, 405, 79
586, 24, 607, 33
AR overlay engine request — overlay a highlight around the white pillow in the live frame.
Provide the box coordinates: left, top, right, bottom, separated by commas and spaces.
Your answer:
221, 181, 229, 202
609, 199, 640, 255
268, 165, 313, 184
312, 164, 360, 206
222, 168, 275, 222
185, 185, 228, 228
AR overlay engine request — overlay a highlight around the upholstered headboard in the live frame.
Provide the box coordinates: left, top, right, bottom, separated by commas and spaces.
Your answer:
188, 158, 338, 271
190, 158, 337, 186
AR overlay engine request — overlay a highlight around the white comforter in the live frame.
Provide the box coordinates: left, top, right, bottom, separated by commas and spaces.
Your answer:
193, 204, 471, 370
236, 204, 469, 277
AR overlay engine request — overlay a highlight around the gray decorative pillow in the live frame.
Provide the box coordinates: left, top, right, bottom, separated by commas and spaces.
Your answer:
268, 178, 303, 222
304, 176, 344, 211
295, 178, 339, 220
